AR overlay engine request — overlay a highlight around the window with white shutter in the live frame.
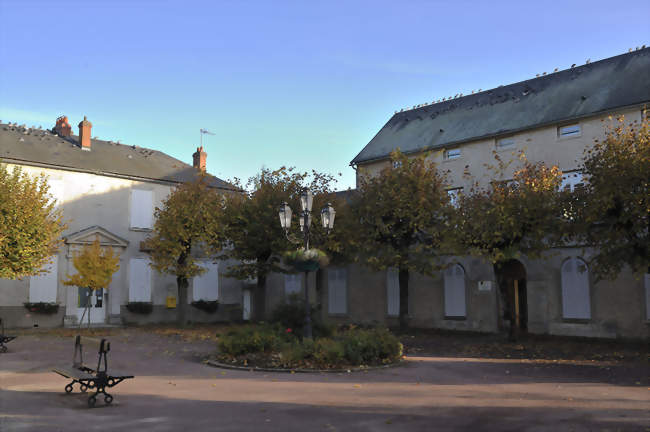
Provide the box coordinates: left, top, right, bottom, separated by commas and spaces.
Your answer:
29, 258, 58, 303
47, 179, 65, 209
130, 189, 154, 229
129, 258, 152, 302
387, 268, 399, 316
328, 268, 347, 314
561, 258, 591, 319
444, 264, 466, 318
644, 273, 650, 321
284, 274, 301, 297
193, 262, 219, 301
561, 171, 584, 192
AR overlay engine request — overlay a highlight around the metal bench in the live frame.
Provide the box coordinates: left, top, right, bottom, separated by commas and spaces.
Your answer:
0, 318, 16, 353
53, 335, 134, 407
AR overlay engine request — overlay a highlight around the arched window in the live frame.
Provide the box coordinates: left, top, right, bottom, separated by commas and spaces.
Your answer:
561, 258, 591, 319
444, 264, 466, 318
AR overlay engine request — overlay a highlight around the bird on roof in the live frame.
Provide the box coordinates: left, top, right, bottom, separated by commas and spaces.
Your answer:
643, 45, 646, 49
536, 74, 540, 77
571, 64, 576, 68
586, 59, 591, 64
542, 72, 547, 75
554, 68, 558, 72
478, 89, 481, 92
629, 48, 633, 52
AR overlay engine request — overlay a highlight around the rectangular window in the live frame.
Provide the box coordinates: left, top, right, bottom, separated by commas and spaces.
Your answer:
328, 268, 347, 314
561, 171, 584, 191
193, 262, 219, 301
444, 264, 466, 318
558, 124, 581, 138
645, 273, 650, 321
284, 274, 301, 297
130, 189, 154, 230
444, 148, 461, 160
392, 160, 402, 169
387, 268, 399, 316
29, 258, 58, 303
129, 258, 152, 302
496, 137, 515, 150
561, 258, 591, 320
446, 188, 463, 207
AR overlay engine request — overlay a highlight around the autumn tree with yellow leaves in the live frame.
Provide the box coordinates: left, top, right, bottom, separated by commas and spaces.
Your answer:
0, 164, 66, 279
62, 239, 120, 328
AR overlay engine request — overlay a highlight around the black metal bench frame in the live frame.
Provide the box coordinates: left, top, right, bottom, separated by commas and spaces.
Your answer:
0, 318, 16, 353
53, 335, 134, 407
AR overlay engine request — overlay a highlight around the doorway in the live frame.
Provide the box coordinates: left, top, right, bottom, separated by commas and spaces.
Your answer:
75, 287, 106, 325
497, 259, 527, 336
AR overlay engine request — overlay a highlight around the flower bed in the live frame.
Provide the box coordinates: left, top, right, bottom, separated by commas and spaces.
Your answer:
215, 324, 403, 370
23, 302, 59, 314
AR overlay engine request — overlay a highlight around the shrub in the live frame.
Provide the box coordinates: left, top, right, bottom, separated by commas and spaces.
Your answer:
125, 302, 153, 314
271, 294, 331, 338
313, 338, 345, 366
342, 328, 402, 365
218, 324, 287, 356
191, 300, 219, 313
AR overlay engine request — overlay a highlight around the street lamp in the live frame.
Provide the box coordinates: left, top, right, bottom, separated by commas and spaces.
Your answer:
279, 190, 335, 338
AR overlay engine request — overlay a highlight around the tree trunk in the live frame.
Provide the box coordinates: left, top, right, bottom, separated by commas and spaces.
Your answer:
253, 273, 267, 322
398, 267, 409, 330
177, 276, 188, 327
493, 263, 516, 341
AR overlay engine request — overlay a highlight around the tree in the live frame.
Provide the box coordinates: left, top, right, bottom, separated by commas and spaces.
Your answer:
0, 164, 66, 279
452, 152, 565, 338
216, 167, 337, 321
144, 176, 223, 326
351, 150, 452, 329
575, 115, 649, 280
62, 238, 120, 328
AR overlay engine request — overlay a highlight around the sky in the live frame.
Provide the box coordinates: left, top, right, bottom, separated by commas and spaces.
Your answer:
1, 0, 649, 190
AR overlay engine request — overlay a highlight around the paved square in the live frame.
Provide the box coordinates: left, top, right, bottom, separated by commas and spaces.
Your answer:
0, 328, 647, 431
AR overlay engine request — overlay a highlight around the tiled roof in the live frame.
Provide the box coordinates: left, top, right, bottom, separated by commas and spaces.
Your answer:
0, 124, 235, 190
351, 48, 650, 165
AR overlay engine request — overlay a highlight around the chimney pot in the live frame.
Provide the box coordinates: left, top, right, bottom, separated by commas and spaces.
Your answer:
192, 146, 207, 172
53, 115, 72, 137
78, 116, 92, 150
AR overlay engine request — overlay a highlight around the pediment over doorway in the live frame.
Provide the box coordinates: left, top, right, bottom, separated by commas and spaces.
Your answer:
64, 225, 129, 248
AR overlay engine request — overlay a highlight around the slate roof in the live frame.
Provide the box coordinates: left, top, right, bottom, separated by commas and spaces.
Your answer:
0, 123, 236, 190
351, 48, 650, 165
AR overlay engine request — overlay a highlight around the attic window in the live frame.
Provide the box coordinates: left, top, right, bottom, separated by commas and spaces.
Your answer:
444, 148, 461, 160
558, 124, 581, 138
496, 137, 515, 150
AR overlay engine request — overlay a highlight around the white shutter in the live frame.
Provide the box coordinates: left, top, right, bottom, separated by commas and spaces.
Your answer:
193, 262, 219, 301
328, 268, 347, 314
644, 273, 650, 320
561, 171, 584, 191
387, 268, 399, 316
29, 258, 58, 303
130, 189, 153, 229
285, 274, 301, 297
129, 258, 152, 302
561, 258, 591, 319
444, 264, 466, 317
47, 179, 65, 209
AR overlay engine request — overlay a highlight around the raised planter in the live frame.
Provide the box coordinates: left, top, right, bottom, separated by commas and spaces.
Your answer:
23, 302, 60, 314
125, 302, 153, 314
191, 300, 219, 314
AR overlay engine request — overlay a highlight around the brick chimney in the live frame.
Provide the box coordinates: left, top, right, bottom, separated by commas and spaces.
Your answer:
53, 116, 72, 137
192, 146, 207, 171
78, 116, 92, 150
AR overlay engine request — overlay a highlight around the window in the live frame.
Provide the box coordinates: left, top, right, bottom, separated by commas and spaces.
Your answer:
496, 137, 515, 150
193, 262, 219, 301
561, 171, 584, 191
444, 264, 466, 318
387, 268, 399, 316
447, 188, 463, 207
29, 258, 58, 303
561, 258, 591, 319
47, 179, 64, 209
328, 268, 347, 314
444, 148, 461, 160
284, 274, 301, 297
129, 258, 152, 302
558, 124, 581, 138
130, 189, 153, 230
392, 160, 403, 169
645, 273, 650, 321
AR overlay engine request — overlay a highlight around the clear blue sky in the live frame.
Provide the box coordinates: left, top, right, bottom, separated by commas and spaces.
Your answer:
1, 0, 648, 190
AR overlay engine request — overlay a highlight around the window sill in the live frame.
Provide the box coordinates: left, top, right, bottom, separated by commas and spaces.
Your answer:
130, 227, 153, 232
556, 134, 582, 142
328, 313, 348, 317
444, 316, 467, 321
561, 318, 591, 324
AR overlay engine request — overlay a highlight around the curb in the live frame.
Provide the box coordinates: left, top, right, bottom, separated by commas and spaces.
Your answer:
204, 359, 405, 374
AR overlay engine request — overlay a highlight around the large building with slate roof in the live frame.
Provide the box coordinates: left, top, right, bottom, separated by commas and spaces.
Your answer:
308, 48, 649, 339
0, 116, 246, 328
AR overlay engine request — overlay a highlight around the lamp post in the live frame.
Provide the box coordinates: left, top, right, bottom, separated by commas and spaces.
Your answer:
279, 190, 335, 339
